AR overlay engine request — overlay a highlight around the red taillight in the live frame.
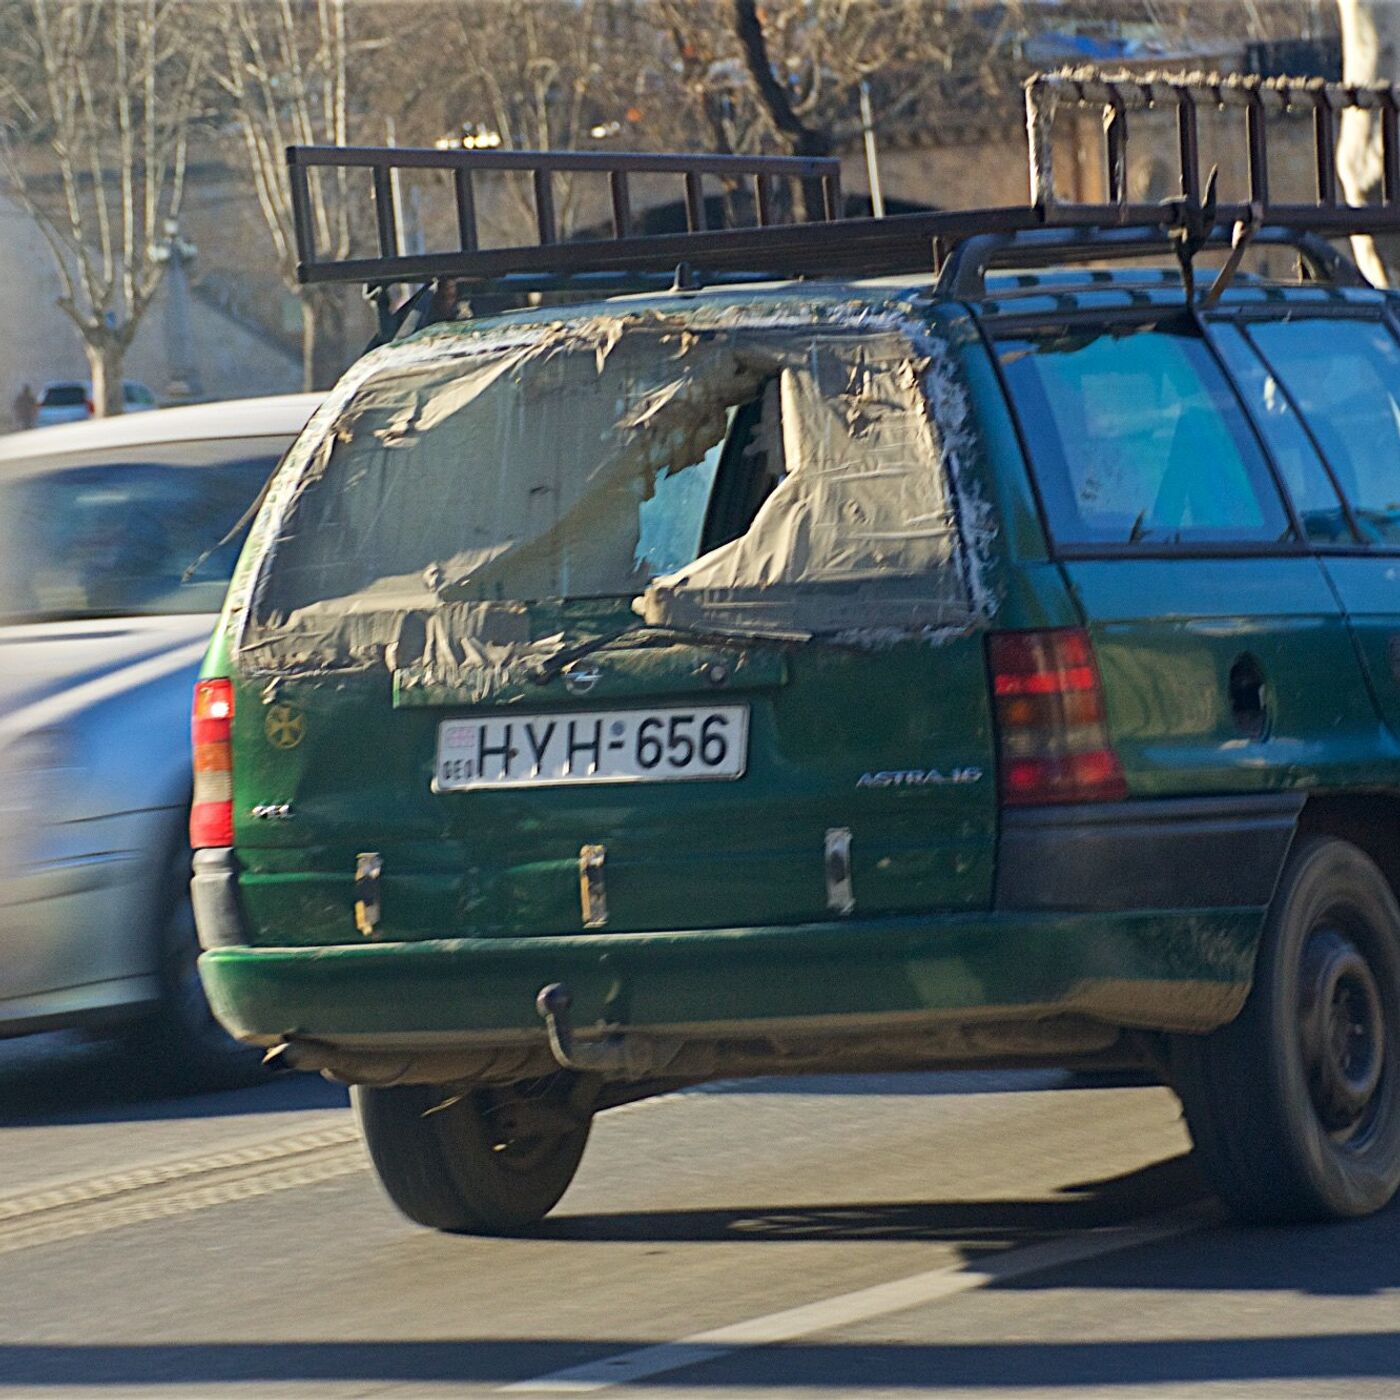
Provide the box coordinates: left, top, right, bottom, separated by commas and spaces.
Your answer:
191, 678, 234, 847
987, 628, 1126, 806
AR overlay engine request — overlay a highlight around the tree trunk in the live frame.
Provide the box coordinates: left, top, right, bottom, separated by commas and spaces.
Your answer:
300, 296, 318, 394
1337, 0, 1400, 284
730, 0, 833, 223
301, 287, 351, 392
85, 335, 124, 417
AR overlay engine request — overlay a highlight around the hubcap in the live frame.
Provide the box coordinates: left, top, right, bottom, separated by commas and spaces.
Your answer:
480, 1090, 573, 1172
1299, 926, 1386, 1139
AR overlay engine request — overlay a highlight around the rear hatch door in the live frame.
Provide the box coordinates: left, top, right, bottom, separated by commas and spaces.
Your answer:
232, 312, 997, 942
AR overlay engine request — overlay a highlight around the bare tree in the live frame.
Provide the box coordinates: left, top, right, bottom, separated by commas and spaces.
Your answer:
214, 0, 371, 389
656, 0, 1021, 218
729, 0, 834, 219
1338, 0, 1400, 284
0, 1, 205, 415
423, 0, 641, 242
654, 2, 750, 158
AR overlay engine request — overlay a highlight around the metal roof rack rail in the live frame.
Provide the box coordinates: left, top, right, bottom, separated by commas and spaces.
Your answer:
1023, 69, 1400, 299
289, 145, 844, 288
1025, 68, 1400, 229
286, 70, 1400, 310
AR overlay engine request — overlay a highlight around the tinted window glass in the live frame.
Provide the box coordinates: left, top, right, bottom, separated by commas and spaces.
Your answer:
1211, 323, 1355, 544
41, 384, 85, 407
0, 438, 286, 623
1249, 319, 1400, 546
999, 327, 1289, 547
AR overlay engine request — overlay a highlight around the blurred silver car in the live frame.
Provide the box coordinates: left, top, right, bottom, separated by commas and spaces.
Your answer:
0, 395, 318, 1084
35, 380, 160, 427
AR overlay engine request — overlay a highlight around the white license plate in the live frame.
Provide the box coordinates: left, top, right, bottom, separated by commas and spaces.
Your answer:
434, 705, 749, 791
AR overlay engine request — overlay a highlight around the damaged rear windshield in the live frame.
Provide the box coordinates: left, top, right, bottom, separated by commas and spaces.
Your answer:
241, 314, 979, 673
263, 329, 762, 615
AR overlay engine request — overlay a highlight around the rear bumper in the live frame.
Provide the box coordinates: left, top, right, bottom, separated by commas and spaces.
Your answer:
196, 791, 1298, 1079
996, 794, 1302, 912
199, 905, 1264, 1073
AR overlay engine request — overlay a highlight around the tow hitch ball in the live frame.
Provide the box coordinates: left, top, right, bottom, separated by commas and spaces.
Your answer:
536, 982, 586, 1068
536, 982, 632, 1075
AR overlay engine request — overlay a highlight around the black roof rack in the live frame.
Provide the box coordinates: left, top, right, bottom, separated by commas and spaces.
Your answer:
288, 69, 1400, 306
289, 146, 844, 287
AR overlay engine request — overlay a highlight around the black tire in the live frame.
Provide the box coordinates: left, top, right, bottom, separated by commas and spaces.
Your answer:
353, 1082, 591, 1235
121, 845, 264, 1091
1173, 836, 1400, 1223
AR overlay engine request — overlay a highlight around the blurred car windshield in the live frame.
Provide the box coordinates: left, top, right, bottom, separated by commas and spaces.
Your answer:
0, 436, 288, 623
40, 384, 86, 407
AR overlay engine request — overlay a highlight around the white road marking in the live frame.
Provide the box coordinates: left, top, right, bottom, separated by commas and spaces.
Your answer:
503, 1203, 1215, 1394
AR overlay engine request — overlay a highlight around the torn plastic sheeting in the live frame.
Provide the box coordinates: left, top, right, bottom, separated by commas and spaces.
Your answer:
240, 325, 764, 677
226, 299, 908, 638
228, 321, 607, 647
336, 348, 532, 448
235, 309, 978, 680
237, 599, 542, 688
637, 344, 973, 640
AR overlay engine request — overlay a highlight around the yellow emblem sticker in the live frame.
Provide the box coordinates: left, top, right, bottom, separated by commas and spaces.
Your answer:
265, 702, 306, 751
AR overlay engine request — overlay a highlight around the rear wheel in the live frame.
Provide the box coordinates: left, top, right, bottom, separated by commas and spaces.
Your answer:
353, 1081, 591, 1234
1173, 836, 1400, 1222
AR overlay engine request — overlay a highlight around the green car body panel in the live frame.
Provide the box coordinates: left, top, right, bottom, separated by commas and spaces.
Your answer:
194, 279, 1400, 1081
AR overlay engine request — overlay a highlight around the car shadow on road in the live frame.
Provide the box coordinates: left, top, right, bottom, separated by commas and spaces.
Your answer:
0, 1032, 346, 1126
707, 1068, 1158, 1095
0, 1329, 1395, 1390
542, 1152, 1206, 1244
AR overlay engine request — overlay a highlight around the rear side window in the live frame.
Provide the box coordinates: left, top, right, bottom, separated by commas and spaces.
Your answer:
999, 327, 1290, 548
1248, 319, 1400, 546
1210, 324, 1356, 545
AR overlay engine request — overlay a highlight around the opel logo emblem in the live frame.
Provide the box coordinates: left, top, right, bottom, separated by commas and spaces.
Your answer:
563, 663, 602, 696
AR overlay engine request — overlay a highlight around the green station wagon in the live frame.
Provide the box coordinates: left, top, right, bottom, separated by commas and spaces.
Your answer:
195, 73, 1400, 1232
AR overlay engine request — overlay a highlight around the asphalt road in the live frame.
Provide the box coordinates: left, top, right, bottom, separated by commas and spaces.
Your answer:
0, 1034, 1395, 1399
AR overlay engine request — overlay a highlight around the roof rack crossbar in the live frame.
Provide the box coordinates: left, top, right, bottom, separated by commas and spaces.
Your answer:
295, 204, 1045, 288
453, 168, 478, 253
938, 223, 1365, 302
1383, 94, 1400, 201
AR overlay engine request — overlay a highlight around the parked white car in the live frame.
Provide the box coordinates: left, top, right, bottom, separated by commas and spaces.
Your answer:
35, 380, 160, 427
0, 394, 319, 1084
